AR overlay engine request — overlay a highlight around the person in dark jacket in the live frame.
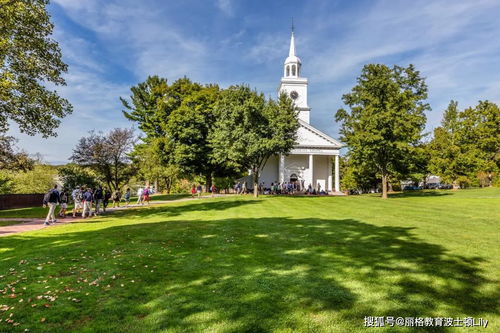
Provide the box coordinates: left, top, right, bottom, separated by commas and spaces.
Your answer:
82, 188, 94, 218
103, 189, 111, 212
94, 186, 104, 215
43, 184, 60, 225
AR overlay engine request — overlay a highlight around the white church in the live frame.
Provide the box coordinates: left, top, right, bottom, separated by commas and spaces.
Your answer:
258, 31, 343, 194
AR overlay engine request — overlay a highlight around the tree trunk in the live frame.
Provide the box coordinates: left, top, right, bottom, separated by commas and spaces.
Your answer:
381, 173, 388, 199
253, 170, 259, 198
205, 172, 212, 193
164, 178, 171, 194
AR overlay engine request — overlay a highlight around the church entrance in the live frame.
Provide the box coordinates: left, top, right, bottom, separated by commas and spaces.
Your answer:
289, 173, 303, 192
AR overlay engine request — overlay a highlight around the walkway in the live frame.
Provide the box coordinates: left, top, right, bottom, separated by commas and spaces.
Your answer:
0, 195, 217, 237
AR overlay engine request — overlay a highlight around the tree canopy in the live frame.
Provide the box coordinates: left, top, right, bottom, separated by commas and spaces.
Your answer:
70, 128, 136, 191
429, 100, 500, 187
0, 0, 72, 137
336, 64, 430, 198
210, 86, 298, 197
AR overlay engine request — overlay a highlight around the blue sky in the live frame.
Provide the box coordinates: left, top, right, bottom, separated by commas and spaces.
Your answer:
9, 0, 500, 164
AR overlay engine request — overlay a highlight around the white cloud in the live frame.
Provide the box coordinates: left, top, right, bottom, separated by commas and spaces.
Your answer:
216, 0, 234, 16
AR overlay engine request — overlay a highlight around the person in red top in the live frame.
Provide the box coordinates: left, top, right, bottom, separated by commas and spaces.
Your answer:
143, 186, 150, 205
191, 185, 196, 198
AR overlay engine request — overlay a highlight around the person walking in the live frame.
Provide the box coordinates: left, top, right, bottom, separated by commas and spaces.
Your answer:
103, 188, 111, 212
82, 188, 93, 218
58, 190, 68, 218
136, 187, 144, 205
71, 186, 83, 217
196, 184, 202, 198
143, 186, 150, 205
124, 188, 131, 207
191, 185, 196, 198
43, 185, 60, 225
241, 182, 247, 195
211, 183, 216, 197
94, 186, 104, 215
112, 189, 121, 208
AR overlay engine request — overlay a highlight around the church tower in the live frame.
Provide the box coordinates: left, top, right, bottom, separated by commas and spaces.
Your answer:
279, 29, 311, 123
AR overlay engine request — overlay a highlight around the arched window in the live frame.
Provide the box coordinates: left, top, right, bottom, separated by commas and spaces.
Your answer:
286, 65, 290, 77
292, 65, 296, 76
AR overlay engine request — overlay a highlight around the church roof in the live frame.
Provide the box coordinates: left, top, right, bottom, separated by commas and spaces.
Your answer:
295, 119, 343, 149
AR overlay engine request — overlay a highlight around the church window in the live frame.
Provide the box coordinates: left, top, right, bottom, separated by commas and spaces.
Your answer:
292, 65, 296, 76
286, 65, 290, 77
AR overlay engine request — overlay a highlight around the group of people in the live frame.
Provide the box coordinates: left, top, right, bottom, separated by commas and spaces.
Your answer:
135, 186, 153, 205
190, 184, 217, 197
43, 184, 150, 225
231, 180, 327, 195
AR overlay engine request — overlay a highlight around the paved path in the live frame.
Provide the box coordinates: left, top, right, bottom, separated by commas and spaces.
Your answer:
0, 196, 217, 237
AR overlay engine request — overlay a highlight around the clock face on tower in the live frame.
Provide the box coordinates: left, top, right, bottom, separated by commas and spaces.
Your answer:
290, 90, 299, 100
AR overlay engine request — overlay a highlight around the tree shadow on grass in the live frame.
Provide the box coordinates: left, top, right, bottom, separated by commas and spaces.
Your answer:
82, 199, 260, 223
388, 191, 453, 198
0, 215, 498, 332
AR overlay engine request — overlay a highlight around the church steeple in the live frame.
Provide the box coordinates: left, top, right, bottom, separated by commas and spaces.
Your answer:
284, 28, 301, 78
279, 25, 310, 123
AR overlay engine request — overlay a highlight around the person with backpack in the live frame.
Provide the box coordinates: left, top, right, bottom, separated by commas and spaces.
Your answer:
72, 186, 83, 217
112, 189, 121, 208
58, 191, 68, 218
94, 186, 104, 215
82, 188, 94, 218
103, 188, 111, 212
43, 184, 60, 225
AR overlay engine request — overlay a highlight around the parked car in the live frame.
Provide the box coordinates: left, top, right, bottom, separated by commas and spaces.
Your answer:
438, 184, 453, 189
403, 185, 422, 191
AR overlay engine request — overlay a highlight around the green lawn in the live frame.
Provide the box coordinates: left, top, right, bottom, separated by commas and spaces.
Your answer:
0, 189, 498, 332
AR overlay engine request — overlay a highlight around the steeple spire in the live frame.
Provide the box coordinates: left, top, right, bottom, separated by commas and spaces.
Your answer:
289, 18, 296, 57
289, 29, 296, 57
283, 22, 301, 78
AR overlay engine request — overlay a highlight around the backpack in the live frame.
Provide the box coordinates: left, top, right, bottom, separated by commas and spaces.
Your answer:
48, 189, 59, 203
43, 192, 50, 205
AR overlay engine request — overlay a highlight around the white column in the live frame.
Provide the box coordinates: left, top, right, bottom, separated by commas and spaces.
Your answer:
334, 154, 340, 192
308, 154, 314, 187
328, 157, 333, 193
279, 154, 285, 183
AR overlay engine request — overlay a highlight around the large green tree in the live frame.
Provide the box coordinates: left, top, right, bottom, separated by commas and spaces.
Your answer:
428, 101, 470, 187
429, 100, 500, 187
336, 64, 430, 198
0, 0, 72, 137
123, 77, 235, 188
210, 86, 298, 197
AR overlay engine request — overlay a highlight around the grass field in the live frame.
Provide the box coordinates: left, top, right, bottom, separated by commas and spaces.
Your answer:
0, 189, 498, 332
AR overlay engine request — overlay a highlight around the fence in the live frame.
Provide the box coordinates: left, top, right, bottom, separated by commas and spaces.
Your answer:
0, 194, 45, 210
